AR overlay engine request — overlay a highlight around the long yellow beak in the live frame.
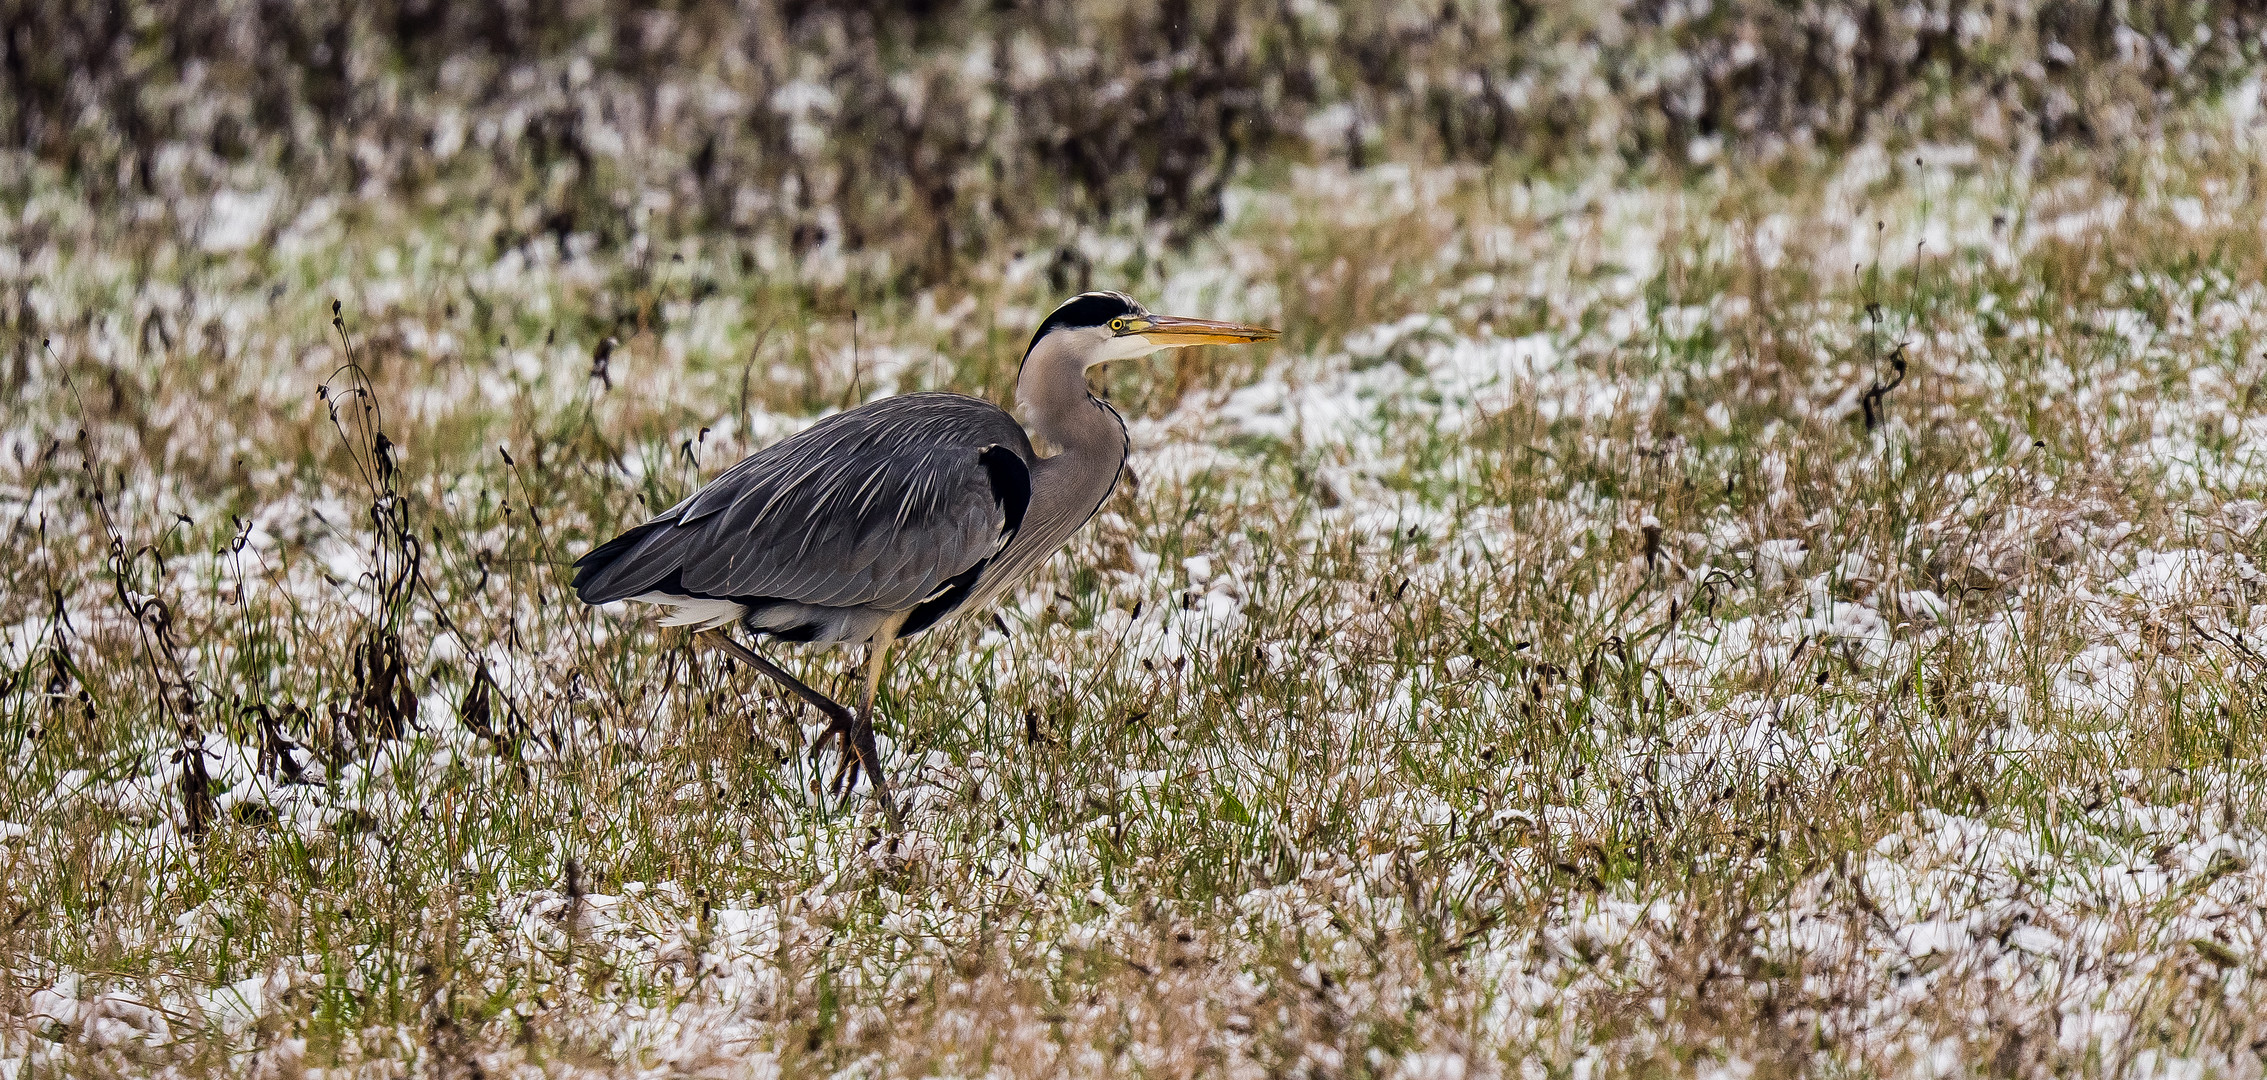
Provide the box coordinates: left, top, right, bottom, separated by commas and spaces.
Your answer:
1134, 313, 1280, 347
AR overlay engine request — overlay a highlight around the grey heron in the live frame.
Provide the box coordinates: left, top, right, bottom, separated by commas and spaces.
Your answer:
572, 292, 1278, 822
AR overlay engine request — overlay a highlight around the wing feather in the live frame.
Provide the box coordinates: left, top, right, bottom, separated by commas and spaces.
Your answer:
573, 393, 1035, 614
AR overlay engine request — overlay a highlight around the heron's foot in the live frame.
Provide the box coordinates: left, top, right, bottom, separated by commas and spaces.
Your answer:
808, 713, 890, 798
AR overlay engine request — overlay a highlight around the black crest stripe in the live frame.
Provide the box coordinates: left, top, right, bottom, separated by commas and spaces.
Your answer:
1023, 291, 1142, 358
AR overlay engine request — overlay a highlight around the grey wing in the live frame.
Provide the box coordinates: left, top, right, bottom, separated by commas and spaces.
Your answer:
573, 393, 1034, 612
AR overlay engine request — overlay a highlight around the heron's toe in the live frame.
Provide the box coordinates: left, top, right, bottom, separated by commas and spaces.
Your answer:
804, 716, 866, 793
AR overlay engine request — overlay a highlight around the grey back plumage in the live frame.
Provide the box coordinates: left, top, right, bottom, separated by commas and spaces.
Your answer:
574, 393, 1034, 615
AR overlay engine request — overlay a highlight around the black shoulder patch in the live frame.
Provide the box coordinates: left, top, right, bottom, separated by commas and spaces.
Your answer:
977, 444, 1032, 537
1024, 291, 1143, 357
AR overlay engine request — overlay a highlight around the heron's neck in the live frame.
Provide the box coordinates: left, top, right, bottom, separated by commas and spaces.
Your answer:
1016, 348, 1127, 464
965, 344, 1129, 612
1013, 348, 1128, 558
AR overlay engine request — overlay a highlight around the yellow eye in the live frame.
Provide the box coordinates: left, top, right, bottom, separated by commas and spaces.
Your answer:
1109, 317, 1128, 333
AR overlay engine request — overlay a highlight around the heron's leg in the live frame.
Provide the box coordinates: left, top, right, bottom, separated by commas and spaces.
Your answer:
703, 626, 903, 828
702, 630, 856, 728
836, 614, 906, 829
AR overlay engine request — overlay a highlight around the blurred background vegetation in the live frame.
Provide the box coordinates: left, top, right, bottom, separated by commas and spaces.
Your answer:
5, 0, 2261, 296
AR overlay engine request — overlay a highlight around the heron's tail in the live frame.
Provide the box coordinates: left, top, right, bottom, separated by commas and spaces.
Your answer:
571, 520, 673, 604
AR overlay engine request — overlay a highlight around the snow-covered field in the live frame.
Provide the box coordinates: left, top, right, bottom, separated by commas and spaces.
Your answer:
14, 69, 2267, 1077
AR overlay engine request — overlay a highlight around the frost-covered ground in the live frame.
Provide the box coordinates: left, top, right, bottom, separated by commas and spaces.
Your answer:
16, 85, 2267, 1076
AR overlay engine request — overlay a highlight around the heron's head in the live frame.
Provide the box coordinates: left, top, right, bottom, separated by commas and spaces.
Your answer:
1023, 291, 1279, 371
